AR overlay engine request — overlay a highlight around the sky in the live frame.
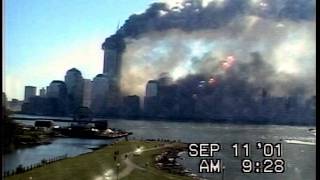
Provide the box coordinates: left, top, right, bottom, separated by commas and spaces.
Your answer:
3, 0, 155, 100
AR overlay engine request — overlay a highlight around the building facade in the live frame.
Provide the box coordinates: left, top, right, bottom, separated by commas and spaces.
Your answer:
90, 74, 110, 116
144, 80, 159, 117
65, 68, 84, 114
24, 86, 36, 102
82, 79, 92, 108
47, 81, 67, 99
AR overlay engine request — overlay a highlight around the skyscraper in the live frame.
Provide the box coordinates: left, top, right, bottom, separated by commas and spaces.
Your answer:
24, 86, 36, 102
91, 74, 110, 116
65, 68, 84, 113
45, 80, 68, 115
101, 35, 125, 110
145, 80, 158, 97
102, 34, 124, 82
46, 81, 67, 99
82, 79, 92, 108
144, 80, 159, 117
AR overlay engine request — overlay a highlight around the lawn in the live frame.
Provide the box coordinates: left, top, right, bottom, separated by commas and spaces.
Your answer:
5, 140, 193, 180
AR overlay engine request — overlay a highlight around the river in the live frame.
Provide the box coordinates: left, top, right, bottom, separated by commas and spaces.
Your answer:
3, 114, 316, 180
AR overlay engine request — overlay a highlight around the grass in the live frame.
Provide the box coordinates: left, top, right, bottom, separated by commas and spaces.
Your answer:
5, 140, 193, 180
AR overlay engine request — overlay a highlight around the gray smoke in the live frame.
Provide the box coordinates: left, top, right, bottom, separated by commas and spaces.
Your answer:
102, 0, 315, 99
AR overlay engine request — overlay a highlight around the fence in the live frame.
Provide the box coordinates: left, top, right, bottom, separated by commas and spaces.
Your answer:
3, 154, 68, 177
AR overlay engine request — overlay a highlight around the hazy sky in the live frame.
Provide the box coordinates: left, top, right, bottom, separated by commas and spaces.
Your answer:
4, 0, 155, 100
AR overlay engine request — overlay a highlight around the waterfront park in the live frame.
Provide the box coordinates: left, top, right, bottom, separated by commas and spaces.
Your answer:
5, 140, 194, 180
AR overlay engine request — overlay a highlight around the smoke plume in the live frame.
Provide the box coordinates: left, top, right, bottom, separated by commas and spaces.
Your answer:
103, 0, 315, 99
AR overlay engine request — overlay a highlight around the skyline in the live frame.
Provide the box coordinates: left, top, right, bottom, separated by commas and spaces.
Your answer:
4, 0, 315, 101
4, 0, 156, 100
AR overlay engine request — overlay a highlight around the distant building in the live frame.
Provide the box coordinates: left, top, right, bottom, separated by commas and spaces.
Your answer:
47, 81, 67, 99
122, 95, 140, 118
39, 87, 46, 97
145, 80, 158, 97
91, 74, 110, 116
144, 80, 159, 117
65, 68, 84, 113
102, 35, 124, 112
21, 96, 66, 116
45, 80, 68, 115
82, 79, 92, 108
24, 86, 36, 102
102, 35, 124, 83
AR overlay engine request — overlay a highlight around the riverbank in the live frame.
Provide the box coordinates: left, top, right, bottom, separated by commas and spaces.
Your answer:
5, 140, 194, 180
10, 113, 316, 127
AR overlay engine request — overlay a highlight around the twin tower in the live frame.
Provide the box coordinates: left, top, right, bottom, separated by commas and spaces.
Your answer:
100, 34, 125, 113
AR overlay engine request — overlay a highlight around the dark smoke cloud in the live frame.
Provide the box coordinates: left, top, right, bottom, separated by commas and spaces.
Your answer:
101, 0, 315, 100
107, 0, 314, 40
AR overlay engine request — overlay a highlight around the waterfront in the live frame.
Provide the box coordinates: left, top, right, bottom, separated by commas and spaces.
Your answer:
4, 115, 316, 180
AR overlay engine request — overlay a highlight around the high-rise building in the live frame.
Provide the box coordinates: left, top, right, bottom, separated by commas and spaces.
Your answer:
45, 80, 68, 115
91, 74, 110, 116
82, 79, 92, 108
144, 80, 159, 117
24, 86, 36, 102
102, 35, 124, 110
39, 88, 46, 97
47, 81, 67, 98
145, 80, 158, 97
65, 68, 84, 113
102, 34, 124, 82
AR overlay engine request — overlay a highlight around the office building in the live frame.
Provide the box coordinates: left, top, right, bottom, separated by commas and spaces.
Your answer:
65, 68, 84, 113
47, 81, 67, 98
102, 34, 124, 83
91, 74, 110, 116
82, 79, 92, 108
24, 86, 36, 102
144, 80, 159, 117
145, 80, 158, 97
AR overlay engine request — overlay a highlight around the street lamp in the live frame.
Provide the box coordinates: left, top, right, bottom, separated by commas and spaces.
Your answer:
116, 163, 120, 180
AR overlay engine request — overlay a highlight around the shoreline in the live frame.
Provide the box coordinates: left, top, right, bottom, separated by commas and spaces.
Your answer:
4, 139, 194, 180
11, 113, 316, 127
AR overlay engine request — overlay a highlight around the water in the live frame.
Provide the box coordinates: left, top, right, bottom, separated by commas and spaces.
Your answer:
4, 115, 316, 180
